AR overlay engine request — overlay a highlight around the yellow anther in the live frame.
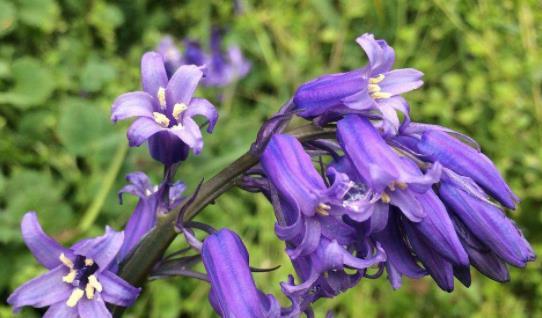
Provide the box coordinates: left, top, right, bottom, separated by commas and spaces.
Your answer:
157, 87, 166, 109
66, 288, 85, 307
171, 124, 184, 131
371, 91, 392, 99
62, 270, 76, 284
381, 193, 391, 204
316, 203, 331, 216
368, 83, 381, 93
88, 275, 103, 292
84, 258, 94, 266
369, 74, 385, 84
85, 284, 95, 300
172, 103, 188, 119
396, 182, 408, 190
388, 182, 396, 191
153, 112, 170, 127
59, 253, 73, 269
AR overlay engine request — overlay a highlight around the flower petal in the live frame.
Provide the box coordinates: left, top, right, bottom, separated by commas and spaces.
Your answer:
389, 189, 425, 222
43, 302, 78, 318
169, 117, 203, 153
127, 117, 165, 147
185, 97, 219, 133
118, 196, 158, 261
7, 266, 70, 311
100, 271, 140, 307
165, 65, 203, 108
356, 33, 395, 74
379, 68, 424, 95
111, 92, 156, 123
21, 212, 71, 269
141, 52, 168, 97
77, 294, 111, 318
73, 228, 124, 270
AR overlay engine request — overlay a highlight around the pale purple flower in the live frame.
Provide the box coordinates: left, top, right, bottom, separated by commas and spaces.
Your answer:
7, 212, 140, 317
156, 36, 183, 78
202, 229, 284, 318
293, 33, 422, 132
111, 52, 218, 165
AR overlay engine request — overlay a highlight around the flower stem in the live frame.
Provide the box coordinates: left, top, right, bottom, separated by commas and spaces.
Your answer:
111, 123, 335, 317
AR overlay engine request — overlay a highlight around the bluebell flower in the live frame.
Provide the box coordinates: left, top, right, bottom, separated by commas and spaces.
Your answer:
8, 212, 140, 317
111, 52, 218, 165
156, 36, 183, 78
260, 134, 386, 304
293, 33, 422, 131
201, 229, 285, 318
117, 172, 186, 261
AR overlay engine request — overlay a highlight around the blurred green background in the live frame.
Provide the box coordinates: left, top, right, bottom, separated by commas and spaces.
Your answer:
1, 0, 541, 317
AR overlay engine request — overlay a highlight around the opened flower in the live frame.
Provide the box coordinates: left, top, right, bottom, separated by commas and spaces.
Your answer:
293, 33, 422, 132
111, 52, 218, 165
7, 212, 140, 317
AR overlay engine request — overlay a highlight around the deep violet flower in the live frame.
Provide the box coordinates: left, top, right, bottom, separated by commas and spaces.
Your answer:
117, 172, 186, 261
260, 134, 386, 303
439, 170, 535, 268
201, 229, 283, 318
293, 33, 422, 132
7, 212, 140, 317
111, 52, 218, 165
337, 115, 441, 222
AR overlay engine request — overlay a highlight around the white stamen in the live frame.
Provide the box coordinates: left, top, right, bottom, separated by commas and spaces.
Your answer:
369, 74, 385, 84
59, 253, 73, 269
172, 103, 188, 119
368, 83, 381, 93
66, 288, 85, 307
171, 124, 184, 131
316, 203, 331, 216
85, 285, 95, 300
84, 258, 94, 266
371, 91, 392, 99
157, 87, 166, 110
62, 270, 76, 284
153, 112, 170, 127
88, 275, 103, 292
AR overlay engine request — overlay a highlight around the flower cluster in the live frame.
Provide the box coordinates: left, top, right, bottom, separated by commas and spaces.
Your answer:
7, 30, 534, 318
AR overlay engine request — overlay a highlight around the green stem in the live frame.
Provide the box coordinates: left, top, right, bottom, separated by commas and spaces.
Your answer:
79, 141, 128, 232
112, 123, 335, 317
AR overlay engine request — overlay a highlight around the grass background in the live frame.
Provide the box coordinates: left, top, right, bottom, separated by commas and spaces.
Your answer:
0, 0, 541, 317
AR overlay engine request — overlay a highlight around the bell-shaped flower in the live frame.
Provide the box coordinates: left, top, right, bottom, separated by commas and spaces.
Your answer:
415, 129, 519, 209
261, 134, 386, 301
439, 170, 534, 268
201, 229, 283, 318
117, 172, 186, 261
293, 33, 422, 131
111, 52, 218, 165
337, 115, 441, 222
7, 212, 140, 317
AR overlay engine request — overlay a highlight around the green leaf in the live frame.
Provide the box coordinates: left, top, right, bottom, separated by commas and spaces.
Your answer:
80, 57, 117, 93
0, 57, 55, 108
0, 0, 16, 37
17, 0, 60, 33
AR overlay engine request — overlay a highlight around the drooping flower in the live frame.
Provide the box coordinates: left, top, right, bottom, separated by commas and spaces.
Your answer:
111, 52, 218, 165
117, 172, 186, 261
260, 134, 386, 305
293, 33, 422, 131
336, 115, 441, 222
439, 169, 535, 268
7, 212, 140, 317
201, 229, 283, 318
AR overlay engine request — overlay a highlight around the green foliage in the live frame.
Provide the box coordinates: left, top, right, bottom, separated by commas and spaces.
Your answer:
1, 0, 541, 317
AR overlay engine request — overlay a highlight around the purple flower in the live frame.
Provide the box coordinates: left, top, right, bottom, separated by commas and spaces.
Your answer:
293, 33, 422, 131
156, 36, 183, 78
439, 170, 535, 268
415, 128, 519, 209
117, 172, 186, 261
8, 212, 140, 317
201, 229, 282, 318
337, 115, 441, 222
111, 52, 218, 165
203, 28, 251, 87
182, 39, 207, 67
260, 134, 385, 303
